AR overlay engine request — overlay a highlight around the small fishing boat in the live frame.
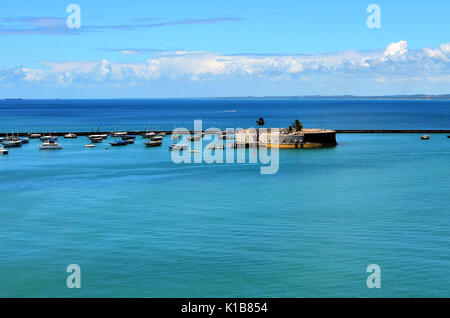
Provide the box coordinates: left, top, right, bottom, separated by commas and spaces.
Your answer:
41, 135, 58, 141
121, 135, 136, 140
169, 144, 188, 151
123, 139, 134, 144
111, 131, 127, 137
143, 132, 156, 138
20, 137, 29, 144
64, 133, 77, 138
1, 139, 22, 148
88, 134, 107, 139
150, 135, 163, 142
85, 144, 95, 148
109, 140, 128, 146
189, 149, 200, 153
89, 137, 103, 143
39, 139, 62, 150
28, 133, 42, 139
145, 140, 162, 147
421, 135, 430, 140
187, 135, 201, 142
0, 147, 8, 155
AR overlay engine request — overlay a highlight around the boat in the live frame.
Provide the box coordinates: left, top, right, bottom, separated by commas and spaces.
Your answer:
111, 131, 127, 137
171, 134, 180, 140
41, 135, 58, 141
169, 144, 188, 151
109, 140, 128, 146
123, 139, 134, 144
28, 133, 41, 139
187, 135, 201, 142
85, 144, 95, 148
150, 135, 163, 142
64, 133, 77, 139
19, 137, 29, 144
89, 137, 103, 143
0, 147, 8, 155
121, 135, 136, 140
88, 134, 107, 139
189, 149, 200, 153
39, 139, 62, 150
144, 140, 162, 147
143, 132, 156, 138
421, 135, 430, 140
1, 139, 22, 148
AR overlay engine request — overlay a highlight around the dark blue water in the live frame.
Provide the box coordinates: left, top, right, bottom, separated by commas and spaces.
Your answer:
1, 99, 449, 131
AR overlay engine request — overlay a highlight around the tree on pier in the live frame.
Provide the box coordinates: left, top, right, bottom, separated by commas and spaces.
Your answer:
293, 120, 303, 132
256, 117, 265, 128
256, 117, 265, 144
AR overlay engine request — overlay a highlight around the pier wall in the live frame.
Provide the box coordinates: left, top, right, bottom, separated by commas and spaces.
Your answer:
303, 131, 337, 145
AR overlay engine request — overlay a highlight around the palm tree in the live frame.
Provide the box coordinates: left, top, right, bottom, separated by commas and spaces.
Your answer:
256, 117, 265, 144
256, 117, 265, 128
293, 120, 303, 132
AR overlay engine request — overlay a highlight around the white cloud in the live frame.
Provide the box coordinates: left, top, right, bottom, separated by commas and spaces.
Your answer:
1, 41, 449, 90
440, 43, 450, 54
384, 40, 408, 58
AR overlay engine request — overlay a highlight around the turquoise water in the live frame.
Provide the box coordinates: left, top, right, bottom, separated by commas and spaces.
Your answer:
1, 133, 449, 297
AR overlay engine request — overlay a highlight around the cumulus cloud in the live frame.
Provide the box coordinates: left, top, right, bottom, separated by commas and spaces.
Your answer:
1, 41, 449, 88
384, 40, 408, 57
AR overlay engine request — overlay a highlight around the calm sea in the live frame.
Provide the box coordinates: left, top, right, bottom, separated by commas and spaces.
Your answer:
0, 99, 449, 297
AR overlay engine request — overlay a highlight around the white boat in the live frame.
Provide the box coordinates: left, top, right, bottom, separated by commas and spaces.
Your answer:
89, 137, 103, 143
143, 132, 156, 138
28, 133, 42, 139
150, 135, 163, 142
85, 144, 95, 148
88, 134, 107, 139
171, 134, 180, 140
169, 144, 188, 151
39, 139, 62, 150
64, 133, 77, 138
1, 139, 22, 148
41, 135, 58, 141
187, 135, 201, 142
0, 147, 8, 155
144, 140, 162, 147
111, 131, 127, 137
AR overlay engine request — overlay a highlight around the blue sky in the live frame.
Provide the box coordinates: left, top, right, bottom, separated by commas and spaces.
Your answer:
0, 0, 449, 98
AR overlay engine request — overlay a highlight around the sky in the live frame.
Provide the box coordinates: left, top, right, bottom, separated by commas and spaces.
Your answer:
0, 0, 449, 98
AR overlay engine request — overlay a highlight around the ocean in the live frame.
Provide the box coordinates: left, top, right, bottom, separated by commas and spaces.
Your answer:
0, 99, 449, 297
